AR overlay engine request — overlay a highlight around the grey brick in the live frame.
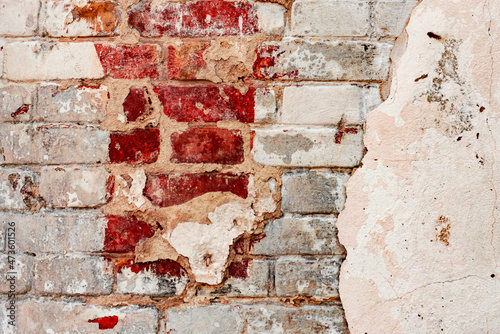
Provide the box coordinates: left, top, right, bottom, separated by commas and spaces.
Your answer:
0, 168, 41, 211
0, 84, 35, 122
0, 254, 32, 294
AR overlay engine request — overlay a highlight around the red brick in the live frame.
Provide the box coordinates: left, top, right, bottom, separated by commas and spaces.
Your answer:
117, 259, 186, 278
253, 44, 298, 79
154, 86, 255, 122
171, 127, 244, 164
88, 316, 119, 330
228, 260, 250, 279
94, 44, 159, 79
104, 216, 155, 253
167, 42, 209, 80
123, 87, 153, 122
144, 173, 249, 207
128, 0, 258, 37
109, 128, 160, 164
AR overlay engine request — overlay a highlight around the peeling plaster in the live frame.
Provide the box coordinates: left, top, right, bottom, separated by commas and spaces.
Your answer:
338, 0, 500, 332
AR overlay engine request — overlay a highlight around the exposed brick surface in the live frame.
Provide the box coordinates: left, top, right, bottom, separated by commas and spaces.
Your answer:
129, 0, 258, 37
155, 86, 255, 122
0, 254, 32, 294
33, 254, 113, 295
167, 42, 209, 80
123, 87, 152, 122
171, 127, 244, 164
0, 0, 39, 36
41, 0, 121, 37
95, 44, 160, 79
109, 128, 160, 164
144, 173, 249, 207
374, 0, 419, 37
0, 84, 34, 122
0, 168, 41, 211
104, 215, 155, 253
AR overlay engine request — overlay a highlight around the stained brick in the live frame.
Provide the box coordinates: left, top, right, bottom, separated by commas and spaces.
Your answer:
0, 124, 109, 164
167, 42, 209, 80
171, 127, 244, 164
0, 168, 41, 211
0, 0, 39, 36
254, 39, 392, 81
128, 0, 258, 37
154, 86, 255, 122
123, 87, 153, 122
0, 254, 32, 294
36, 84, 108, 123
39, 166, 109, 208
0, 84, 34, 122
34, 254, 113, 295
0, 301, 158, 333
374, 0, 419, 37
41, 0, 121, 37
109, 128, 160, 164
116, 259, 189, 296
144, 173, 249, 207
252, 215, 346, 255
95, 44, 160, 79
104, 215, 155, 253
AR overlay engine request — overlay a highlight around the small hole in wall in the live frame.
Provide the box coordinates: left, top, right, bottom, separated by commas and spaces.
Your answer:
491, 274, 496, 278
204, 254, 212, 267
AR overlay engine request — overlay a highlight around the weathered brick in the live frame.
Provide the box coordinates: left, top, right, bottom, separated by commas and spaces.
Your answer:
0, 301, 158, 333
198, 259, 270, 297
4, 42, 105, 80
171, 127, 244, 164
255, 88, 277, 123
281, 85, 364, 125
0, 124, 109, 164
154, 86, 255, 122
375, 0, 418, 37
0, 0, 39, 36
252, 126, 363, 167
36, 84, 108, 122
0, 211, 106, 253
163, 305, 245, 334
34, 254, 113, 295
39, 166, 109, 208
116, 259, 189, 296
245, 305, 348, 334
41, 0, 121, 37
167, 42, 209, 80
109, 128, 160, 164
104, 215, 154, 253
275, 257, 343, 297
252, 215, 346, 255
95, 44, 160, 79
0, 168, 42, 211
282, 170, 350, 214
0, 254, 32, 294
254, 39, 392, 81
292, 0, 370, 37
123, 87, 153, 122
0, 40, 5, 77
0, 84, 35, 122
129, 0, 258, 37
256, 3, 286, 35
144, 173, 249, 207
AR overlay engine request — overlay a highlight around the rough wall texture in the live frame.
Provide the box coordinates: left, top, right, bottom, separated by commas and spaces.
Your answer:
338, 0, 500, 333
0, 0, 416, 333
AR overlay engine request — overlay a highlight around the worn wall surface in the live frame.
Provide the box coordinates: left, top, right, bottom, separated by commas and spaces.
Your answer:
338, 0, 500, 333
0, 0, 417, 333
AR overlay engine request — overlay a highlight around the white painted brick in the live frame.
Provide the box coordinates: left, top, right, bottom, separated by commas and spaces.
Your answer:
254, 88, 277, 123
0, 124, 109, 164
116, 260, 189, 296
281, 85, 363, 125
0, 211, 106, 253
0, 168, 40, 211
164, 305, 245, 334
275, 256, 343, 297
4, 42, 104, 81
34, 254, 113, 295
252, 215, 346, 255
0, 40, 5, 77
0, 254, 32, 294
375, 0, 418, 37
0, 0, 39, 36
292, 0, 370, 37
39, 166, 109, 208
0, 84, 35, 122
252, 126, 363, 167
256, 3, 286, 36
0, 301, 158, 333
41, 0, 121, 37
255, 38, 393, 81
36, 84, 108, 122
245, 305, 348, 334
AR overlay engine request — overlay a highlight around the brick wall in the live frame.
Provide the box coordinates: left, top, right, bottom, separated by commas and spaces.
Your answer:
0, 0, 416, 332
